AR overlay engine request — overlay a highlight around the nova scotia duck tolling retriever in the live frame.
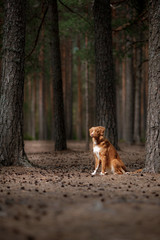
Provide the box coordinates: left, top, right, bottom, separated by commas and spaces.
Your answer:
89, 126, 127, 175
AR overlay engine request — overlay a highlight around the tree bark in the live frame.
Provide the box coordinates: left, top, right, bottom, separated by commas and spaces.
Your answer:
31, 76, 36, 139
124, 41, 134, 144
50, 0, 67, 150
133, 33, 143, 144
0, 0, 30, 166
38, 24, 47, 140
66, 39, 73, 139
77, 36, 83, 140
141, 43, 148, 141
122, 59, 126, 141
85, 34, 89, 150
93, 0, 118, 148
61, 39, 73, 139
0, 5, 2, 90
145, 0, 160, 173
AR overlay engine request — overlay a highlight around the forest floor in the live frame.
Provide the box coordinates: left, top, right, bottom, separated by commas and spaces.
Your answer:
0, 141, 160, 240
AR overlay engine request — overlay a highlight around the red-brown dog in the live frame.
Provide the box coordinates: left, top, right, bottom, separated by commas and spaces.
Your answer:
89, 126, 127, 175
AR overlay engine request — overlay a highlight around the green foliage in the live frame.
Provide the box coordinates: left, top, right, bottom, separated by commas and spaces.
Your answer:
25, 0, 42, 76
111, 0, 148, 61
19, 0, 149, 140
58, 0, 94, 63
24, 134, 34, 140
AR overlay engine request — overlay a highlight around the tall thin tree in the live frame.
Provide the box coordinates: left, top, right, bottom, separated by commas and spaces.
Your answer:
124, 39, 134, 144
39, 23, 47, 140
50, 0, 67, 150
0, 0, 30, 166
145, 0, 160, 173
133, 34, 143, 144
93, 0, 118, 148
77, 36, 83, 140
85, 34, 89, 150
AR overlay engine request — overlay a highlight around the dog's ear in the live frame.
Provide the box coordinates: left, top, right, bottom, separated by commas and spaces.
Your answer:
99, 126, 105, 136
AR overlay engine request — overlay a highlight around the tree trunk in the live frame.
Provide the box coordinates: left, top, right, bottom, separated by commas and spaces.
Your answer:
77, 36, 83, 140
38, 23, 47, 140
0, 6, 2, 91
93, 0, 118, 148
133, 34, 142, 144
122, 59, 126, 141
50, 0, 67, 150
85, 34, 89, 150
145, 0, 160, 173
50, 67, 54, 140
61, 39, 73, 139
115, 43, 122, 140
66, 39, 73, 139
124, 41, 134, 144
0, 0, 30, 166
38, 43, 44, 140
31, 76, 36, 139
61, 40, 67, 130
89, 65, 96, 128
116, 78, 123, 140
141, 43, 148, 141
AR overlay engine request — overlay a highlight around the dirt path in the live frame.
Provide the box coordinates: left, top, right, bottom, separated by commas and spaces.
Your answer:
0, 141, 160, 240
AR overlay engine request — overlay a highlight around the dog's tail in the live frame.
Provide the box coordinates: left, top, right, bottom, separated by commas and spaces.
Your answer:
132, 169, 143, 173
122, 164, 127, 173
125, 169, 143, 174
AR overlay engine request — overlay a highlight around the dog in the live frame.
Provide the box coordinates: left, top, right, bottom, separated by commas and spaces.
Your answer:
89, 126, 127, 175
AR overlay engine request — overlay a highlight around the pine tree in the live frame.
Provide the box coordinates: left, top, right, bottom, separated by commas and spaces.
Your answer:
50, 0, 67, 150
145, 0, 160, 173
93, 0, 118, 148
0, 0, 30, 166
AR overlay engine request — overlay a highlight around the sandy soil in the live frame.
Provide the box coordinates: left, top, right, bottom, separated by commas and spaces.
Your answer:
0, 141, 160, 240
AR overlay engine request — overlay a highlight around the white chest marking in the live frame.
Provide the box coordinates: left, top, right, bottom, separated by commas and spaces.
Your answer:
93, 145, 101, 159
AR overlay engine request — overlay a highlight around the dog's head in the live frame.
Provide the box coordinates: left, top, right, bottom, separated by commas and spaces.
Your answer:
89, 126, 105, 138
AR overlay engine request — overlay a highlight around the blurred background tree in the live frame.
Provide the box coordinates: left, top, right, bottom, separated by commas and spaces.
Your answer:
0, 0, 149, 146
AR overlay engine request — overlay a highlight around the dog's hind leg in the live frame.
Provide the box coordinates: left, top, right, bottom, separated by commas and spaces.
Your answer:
111, 159, 125, 174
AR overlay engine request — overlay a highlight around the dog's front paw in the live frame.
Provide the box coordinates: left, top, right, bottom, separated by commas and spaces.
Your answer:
91, 170, 96, 176
100, 172, 105, 176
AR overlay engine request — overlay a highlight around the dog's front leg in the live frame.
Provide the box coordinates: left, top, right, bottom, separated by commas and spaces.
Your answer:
91, 156, 100, 175
100, 156, 107, 175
